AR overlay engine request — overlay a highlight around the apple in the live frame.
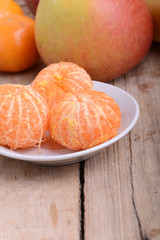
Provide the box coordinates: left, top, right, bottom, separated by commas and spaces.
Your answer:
35, 0, 153, 82
144, 0, 160, 42
24, 0, 39, 14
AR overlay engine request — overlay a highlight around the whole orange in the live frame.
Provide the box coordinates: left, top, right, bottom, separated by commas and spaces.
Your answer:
0, 12, 39, 72
50, 90, 121, 150
0, 84, 49, 149
0, 0, 24, 15
31, 62, 93, 109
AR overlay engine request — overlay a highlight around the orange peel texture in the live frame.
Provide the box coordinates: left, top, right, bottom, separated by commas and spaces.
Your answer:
0, 0, 24, 15
0, 12, 39, 72
0, 84, 49, 149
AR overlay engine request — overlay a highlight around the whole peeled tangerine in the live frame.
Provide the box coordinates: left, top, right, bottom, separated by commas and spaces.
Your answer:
35, 0, 153, 82
31, 62, 93, 109
50, 90, 121, 150
0, 84, 49, 149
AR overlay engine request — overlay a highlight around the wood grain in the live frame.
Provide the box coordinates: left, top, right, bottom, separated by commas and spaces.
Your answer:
0, 158, 80, 240
84, 44, 160, 240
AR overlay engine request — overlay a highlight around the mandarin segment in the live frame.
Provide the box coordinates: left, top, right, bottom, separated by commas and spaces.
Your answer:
31, 62, 93, 108
50, 90, 121, 150
31, 78, 65, 110
0, 84, 49, 149
86, 90, 121, 137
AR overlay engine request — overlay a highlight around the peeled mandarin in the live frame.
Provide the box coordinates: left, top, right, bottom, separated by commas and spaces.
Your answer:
50, 90, 121, 150
31, 62, 93, 109
0, 84, 49, 149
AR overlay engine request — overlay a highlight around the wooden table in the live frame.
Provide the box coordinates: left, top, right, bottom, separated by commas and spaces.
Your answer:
0, 1, 160, 239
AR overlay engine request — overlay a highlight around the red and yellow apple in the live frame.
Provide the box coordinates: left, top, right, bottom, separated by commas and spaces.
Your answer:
144, 0, 160, 42
35, 0, 153, 82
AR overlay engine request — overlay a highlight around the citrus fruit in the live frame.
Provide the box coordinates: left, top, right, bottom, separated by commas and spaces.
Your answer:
0, 12, 39, 72
50, 90, 121, 150
0, 84, 49, 149
31, 62, 93, 109
0, 0, 24, 15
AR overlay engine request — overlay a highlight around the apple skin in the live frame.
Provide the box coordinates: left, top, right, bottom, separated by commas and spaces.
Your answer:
25, 0, 39, 14
35, 0, 153, 82
144, 0, 160, 42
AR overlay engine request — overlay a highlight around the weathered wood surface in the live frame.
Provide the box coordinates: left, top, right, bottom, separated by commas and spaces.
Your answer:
0, 1, 159, 239
84, 45, 160, 240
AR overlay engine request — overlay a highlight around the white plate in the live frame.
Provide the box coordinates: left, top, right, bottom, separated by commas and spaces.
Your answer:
0, 81, 139, 166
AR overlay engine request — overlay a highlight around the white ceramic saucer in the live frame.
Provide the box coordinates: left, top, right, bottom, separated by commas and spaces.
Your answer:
0, 81, 139, 166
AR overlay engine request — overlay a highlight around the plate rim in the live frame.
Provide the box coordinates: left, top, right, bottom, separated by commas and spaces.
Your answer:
0, 81, 139, 163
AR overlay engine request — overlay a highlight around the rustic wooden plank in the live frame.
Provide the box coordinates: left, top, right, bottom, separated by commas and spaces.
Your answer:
0, 157, 80, 240
126, 43, 160, 240
0, 1, 81, 239
84, 133, 141, 239
84, 43, 160, 240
